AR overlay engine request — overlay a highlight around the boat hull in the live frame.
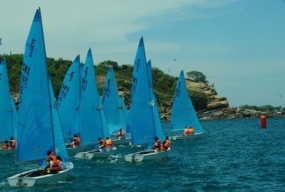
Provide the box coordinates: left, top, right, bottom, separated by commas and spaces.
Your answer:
67, 145, 94, 155
7, 162, 74, 187
170, 133, 204, 141
75, 147, 117, 159
112, 138, 131, 145
125, 149, 169, 163
0, 149, 16, 155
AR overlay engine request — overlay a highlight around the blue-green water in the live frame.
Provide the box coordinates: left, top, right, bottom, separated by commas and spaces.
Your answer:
1, 118, 284, 192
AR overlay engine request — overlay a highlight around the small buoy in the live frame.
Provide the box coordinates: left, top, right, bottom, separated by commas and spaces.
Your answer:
260, 115, 266, 128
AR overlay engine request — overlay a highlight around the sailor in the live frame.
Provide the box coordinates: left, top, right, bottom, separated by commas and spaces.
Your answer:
1, 140, 9, 149
105, 137, 113, 148
9, 137, 16, 149
98, 137, 105, 149
161, 136, 171, 151
66, 134, 80, 148
117, 128, 125, 139
45, 150, 60, 174
184, 126, 190, 136
153, 137, 161, 152
188, 126, 194, 134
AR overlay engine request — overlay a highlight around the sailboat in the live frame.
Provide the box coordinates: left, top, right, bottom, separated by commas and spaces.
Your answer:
55, 55, 92, 154
7, 8, 73, 187
101, 66, 131, 145
75, 49, 116, 159
0, 58, 18, 155
170, 70, 204, 140
124, 37, 169, 163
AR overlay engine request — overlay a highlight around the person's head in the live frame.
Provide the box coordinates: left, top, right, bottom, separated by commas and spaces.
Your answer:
106, 137, 109, 140
47, 150, 52, 156
74, 134, 77, 137
119, 128, 122, 131
155, 136, 159, 141
10, 137, 13, 140
98, 137, 101, 141
4, 140, 8, 143
165, 136, 169, 140
56, 156, 62, 161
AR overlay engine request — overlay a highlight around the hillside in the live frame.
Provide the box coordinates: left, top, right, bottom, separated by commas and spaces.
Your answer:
2, 54, 280, 120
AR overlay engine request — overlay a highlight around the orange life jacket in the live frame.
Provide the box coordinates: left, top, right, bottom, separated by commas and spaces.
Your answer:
73, 136, 80, 146
105, 139, 113, 147
46, 153, 59, 171
2, 142, 8, 149
10, 139, 16, 149
189, 128, 194, 134
161, 139, 171, 151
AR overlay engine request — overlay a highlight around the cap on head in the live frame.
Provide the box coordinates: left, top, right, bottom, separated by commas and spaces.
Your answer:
10, 137, 13, 140
98, 137, 101, 141
74, 134, 77, 137
106, 137, 109, 139
155, 136, 158, 140
166, 136, 169, 140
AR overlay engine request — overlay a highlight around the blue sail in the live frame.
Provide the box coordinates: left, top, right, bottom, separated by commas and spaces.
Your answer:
171, 70, 203, 133
127, 37, 156, 146
101, 66, 129, 134
56, 55, 81, 140
0, 58, 17, 142
80, 48, 110, 146
17, 8, 54, 162
48, 78, 69, 162
147, 60, 165, 142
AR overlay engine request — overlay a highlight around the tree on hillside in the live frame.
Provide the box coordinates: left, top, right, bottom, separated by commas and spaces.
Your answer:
186, 71, 208, 83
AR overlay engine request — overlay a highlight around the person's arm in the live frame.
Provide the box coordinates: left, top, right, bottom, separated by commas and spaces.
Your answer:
49, 160, 53, 169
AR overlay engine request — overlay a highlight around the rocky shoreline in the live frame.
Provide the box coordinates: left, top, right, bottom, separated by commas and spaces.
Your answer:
158, 81, 283, 120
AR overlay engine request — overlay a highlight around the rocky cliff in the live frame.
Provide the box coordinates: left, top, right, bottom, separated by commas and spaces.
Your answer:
159, 80, 281, 120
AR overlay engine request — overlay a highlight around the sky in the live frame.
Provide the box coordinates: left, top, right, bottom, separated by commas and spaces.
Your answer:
0, 0, 285, 107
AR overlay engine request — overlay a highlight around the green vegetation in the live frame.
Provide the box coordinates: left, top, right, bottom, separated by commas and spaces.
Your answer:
2, 54, 283, 113
186, 71, 208, 83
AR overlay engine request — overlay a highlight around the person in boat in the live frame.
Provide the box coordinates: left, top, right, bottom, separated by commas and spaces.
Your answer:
152, 136, 161, 152
98, 137, 106, 150
117, 128, 125, 139
189, 126, 195, 134
9, 137, 16, 149
161, 136, 171, 151
44, 150, 61, 174
105, 137, 114, 148
1, 140, 9, 149
184, 126, 194, 136
56, 155, 65, 170
66, 134, 80, 148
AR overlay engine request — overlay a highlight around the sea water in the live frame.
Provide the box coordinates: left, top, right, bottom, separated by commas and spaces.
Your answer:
0, 118, 284, 192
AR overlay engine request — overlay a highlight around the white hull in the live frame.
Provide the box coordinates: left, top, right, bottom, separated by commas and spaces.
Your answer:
112, 138, 131, 145
67, 145, 94, 155
125, 149, 169, 163
170, 133, 204, 141
7, 162, 74, 187
0, 149, 16, 155
75, 147, 117, 159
